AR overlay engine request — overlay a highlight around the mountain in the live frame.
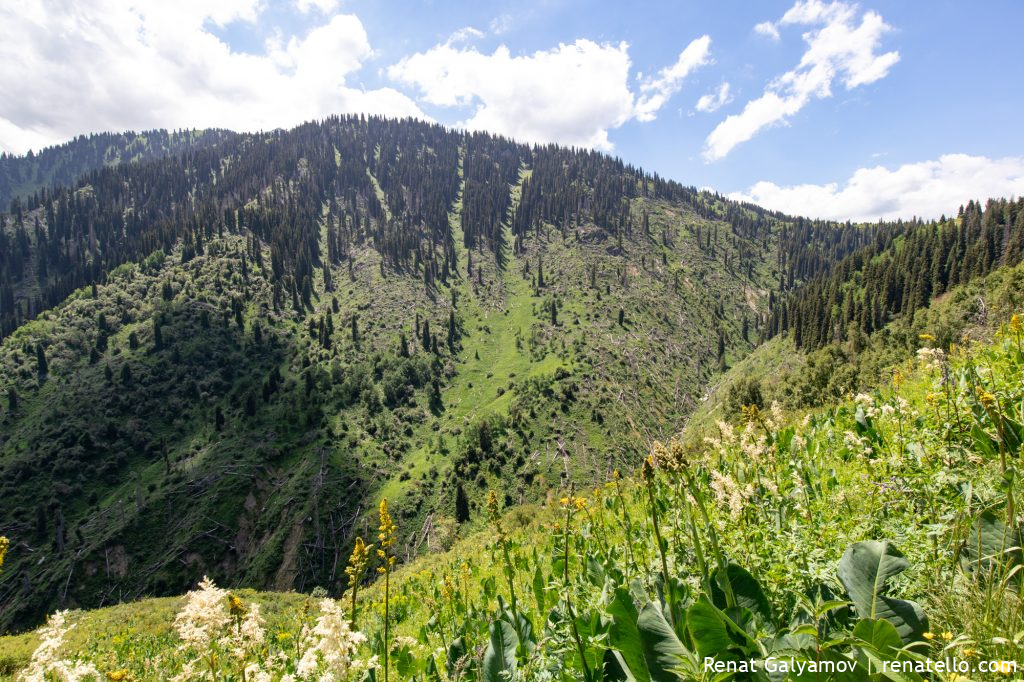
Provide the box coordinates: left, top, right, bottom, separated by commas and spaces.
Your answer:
0, 116, 1021, 636
1, 278, 1020, 678
0, 129, 235, 210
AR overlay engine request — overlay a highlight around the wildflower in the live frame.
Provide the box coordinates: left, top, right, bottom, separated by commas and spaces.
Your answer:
993, 661, 1015, 675
709, 471, 749, 519
243, 663, 272, 682
942, 632, 953, 641
740, 404, 761, 424
854, 393, 879, 418
227, 593, 246, 619
295, 598, 368, 679
440, 574, 455, 602
559, 495, 587, 512
962, 648, 976, 658
487, 491, 503, 522
1011, 314, 1022, 335
376, 500, 397, 573
106, 671, 129, 681
923, 632, 935, 640
18, 610, 101, 682
916, 347, 946, 371
0, 536, 7, 573
345, 536, 372, 625
641, 455, 655, 482
276, 632, 292, 642
664, 439, 689, 472
238, 604, 265, 649
918, 333, 936, 342
173, 576, 230, 650
976, 388, 996, 409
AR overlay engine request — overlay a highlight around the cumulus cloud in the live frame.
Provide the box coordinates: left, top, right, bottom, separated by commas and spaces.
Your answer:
704, 0, 899, 161
0, 0, 426, 154
389, 36, 710, 150
695, 83, 733, 113
754, 21, 780, 41
729, 154, 1024, 221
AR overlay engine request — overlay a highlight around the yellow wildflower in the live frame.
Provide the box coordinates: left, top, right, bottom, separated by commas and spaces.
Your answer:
993, 661, 1015, 675
641, 455, 655, 481
976, 388, 996, 409
106, 671, 129, 681
227, 593, 245, 618
1011, 313, 1022, 335
486, 490, 500, 522
918, 333, 935, 342
276, 631, 292, 642
923, 632, 935, 640
559, 495, 587, 511
962, 648, 976, 658
942, 632, 953, 641
345, 536, 372, 589
440, 574, 455, 602
377, 499, 397, 573
0, 536, 8, 573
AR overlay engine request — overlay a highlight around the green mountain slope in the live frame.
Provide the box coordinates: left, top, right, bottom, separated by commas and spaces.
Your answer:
0, 118, 800, 632
2, 292, 1021, 680
1, 116, 1022, 645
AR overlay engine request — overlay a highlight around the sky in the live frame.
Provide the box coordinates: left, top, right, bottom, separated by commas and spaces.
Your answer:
1, 0, 1022, 222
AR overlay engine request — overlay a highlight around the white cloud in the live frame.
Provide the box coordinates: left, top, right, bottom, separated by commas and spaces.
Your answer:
0, 0, 426, 154
447, 26, 485, 44
729, 154, 1024, 221
695, 83, 733, 113
389, 36, 710, 150
704, 0, 899, 161
489, 14, 513, 35
754, 21, 780, 41
634, 36, 712, 121
295, 0, 340, 14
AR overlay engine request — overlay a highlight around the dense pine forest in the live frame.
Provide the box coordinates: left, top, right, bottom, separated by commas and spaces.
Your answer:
0, 116, 1022, 667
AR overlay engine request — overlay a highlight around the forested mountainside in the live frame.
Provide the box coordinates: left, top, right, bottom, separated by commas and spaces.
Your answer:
0, 116, 1018, 634
0, 129, 235, 210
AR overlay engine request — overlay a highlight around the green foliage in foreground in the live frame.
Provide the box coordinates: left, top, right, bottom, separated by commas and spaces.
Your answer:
2, 316, 1023, 680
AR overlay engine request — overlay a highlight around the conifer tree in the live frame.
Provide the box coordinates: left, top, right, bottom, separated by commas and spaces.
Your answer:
36, 343, 47, 375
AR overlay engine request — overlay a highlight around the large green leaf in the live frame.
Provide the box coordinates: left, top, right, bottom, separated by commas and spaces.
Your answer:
711, 564, 775, 634
961, 510, 1023, 576
608, 587, 649, 682
532, 563, 547, 614
837, 541, 928, 643
685, 600, 733, 660
446, 637, 469, 680
637, 601, 690, 682
483, 620, 518, 682
852, 619, 923, 682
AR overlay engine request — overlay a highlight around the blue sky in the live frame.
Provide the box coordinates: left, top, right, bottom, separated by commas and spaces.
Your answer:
1, 0, 1022, 221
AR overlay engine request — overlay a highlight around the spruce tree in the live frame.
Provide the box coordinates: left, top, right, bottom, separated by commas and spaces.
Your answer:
36, 343, 47, 375
455, 483, 470, 523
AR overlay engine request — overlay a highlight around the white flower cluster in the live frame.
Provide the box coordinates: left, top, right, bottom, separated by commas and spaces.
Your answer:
173, 576, 231, 651
18, 610, 100, 682
854, 393, 880, 419
291, 598, 375, 681
167, 577, 372, 681
916, 346, 946, 372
